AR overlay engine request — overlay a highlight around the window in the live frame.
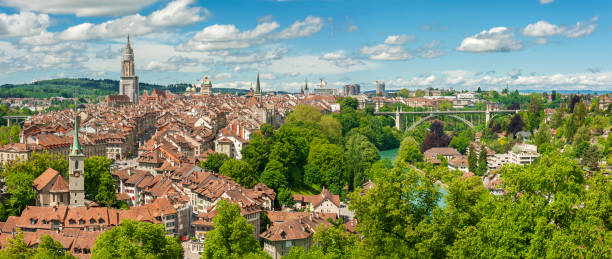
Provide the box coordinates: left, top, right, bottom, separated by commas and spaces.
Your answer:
90, 219, 95, 224
69, 219, 76, 225
75, 160, 78, 170
99, 218, 105, 224
79, 219, 85, 225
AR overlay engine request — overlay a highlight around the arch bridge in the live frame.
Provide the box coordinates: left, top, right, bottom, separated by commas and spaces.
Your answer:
374, 106, 518, 131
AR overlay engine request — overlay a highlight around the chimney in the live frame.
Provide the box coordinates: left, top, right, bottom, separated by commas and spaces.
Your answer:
309, 213, 313, 221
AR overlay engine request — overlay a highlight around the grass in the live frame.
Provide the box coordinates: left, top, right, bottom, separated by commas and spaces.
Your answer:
290, 183, 322, 195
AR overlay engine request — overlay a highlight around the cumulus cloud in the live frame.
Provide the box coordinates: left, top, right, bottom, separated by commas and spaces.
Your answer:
360, 44, 412, 61
522, 21, 565, 37
508, 69, 522, 79
275, 16, 324, 39
321, 50, 347, 60
178, 22, 279, 51
0, 12, 50, 37
417, 40, 444, 58
522, 17, 598, 39
456, 27, 522, 53
0, 0, 160, 17
178, 16, 324, 52
383, 34, 415, 45
539, 0, 554, 4
58, 0, 209, 41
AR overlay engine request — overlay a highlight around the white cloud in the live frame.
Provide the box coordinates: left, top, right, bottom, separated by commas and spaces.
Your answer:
539, 0, 554, 4
522, 18, 597, 39
1, 0, 160, 17
257, 15, 275, 23
417, 40, 443, 58
565, 20, 596, 38
177, 22, 279, 51
360, 44, 412, 60
144, 55, 202, 71
321, 50, 347, 60
148, 0, 209, 27
522, 21, 565, 37
0, 12, 50, 37
456, 27, 522, 53
275, 16, 324, 39
383, 34, 414, 45
348, 25, 358, 32
58, 0, 208, 41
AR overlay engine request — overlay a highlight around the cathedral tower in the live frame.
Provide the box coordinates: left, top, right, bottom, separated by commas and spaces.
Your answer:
69, 100, 85, 207
119, 35, 139, 104
255, 73, 262, 102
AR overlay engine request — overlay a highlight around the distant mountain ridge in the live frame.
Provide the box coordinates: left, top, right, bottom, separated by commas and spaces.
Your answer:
0, 78, 253, 98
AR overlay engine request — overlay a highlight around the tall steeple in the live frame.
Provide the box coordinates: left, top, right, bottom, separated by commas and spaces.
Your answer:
70, 97, 83, 156
120, 34, 139, 104
127, 34, 131, 49
69, 94, 85, 207
256, 73, 261, 94
255, 73, 262, 102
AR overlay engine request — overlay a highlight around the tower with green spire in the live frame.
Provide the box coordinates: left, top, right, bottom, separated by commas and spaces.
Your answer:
69, 97, 85, 207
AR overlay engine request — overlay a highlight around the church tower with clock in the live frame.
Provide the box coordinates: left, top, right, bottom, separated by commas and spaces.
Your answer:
69, 102, 85, 207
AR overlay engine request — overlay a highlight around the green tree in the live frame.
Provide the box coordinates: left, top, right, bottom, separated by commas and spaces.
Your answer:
287, 104, 322, 125
526, 94, 543, 131
312, 221, 357, 259
278, 188, 295, 207
339, 97, 358, 110
318, 115, 342, 143
92, 220, 183, 259
449, 134, 470, 154
534, 122, 552, 152
260, 163, 288, 192
0, 229, 33, 258
95, 172, 117, 207
467, 145, 477, 173
33, 235, 77, 259
84, 156, 112, 201
582, 145, 600, 171
307, 139, 346, 194
398, 89, 410, 98
344, 133, 379, 190
476, 147, 488, 176
200, 153, 230, 172
394, 136, 423, 165
202, 200, 263, 259
219, 159, 258, 188
348, 165, 441, 258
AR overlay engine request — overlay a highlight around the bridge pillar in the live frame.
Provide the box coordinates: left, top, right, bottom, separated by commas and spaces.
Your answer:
395, 107, 402, 130
485, 104, 490, 125
6, 118, 12, 127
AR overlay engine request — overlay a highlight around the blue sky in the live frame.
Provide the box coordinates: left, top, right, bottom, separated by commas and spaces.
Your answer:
0, 0, 610, 92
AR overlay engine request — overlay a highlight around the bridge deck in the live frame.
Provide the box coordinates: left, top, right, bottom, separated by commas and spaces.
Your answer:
374, 110, 518, 115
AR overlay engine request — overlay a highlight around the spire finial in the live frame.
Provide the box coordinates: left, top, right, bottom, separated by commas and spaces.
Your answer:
127, 34, 131, 48
70, 90, 83, 156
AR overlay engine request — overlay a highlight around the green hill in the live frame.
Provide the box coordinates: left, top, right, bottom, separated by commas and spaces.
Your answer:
0, 78, 253, 98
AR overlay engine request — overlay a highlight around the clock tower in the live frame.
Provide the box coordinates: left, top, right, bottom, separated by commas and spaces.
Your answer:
69, 101, 85, 207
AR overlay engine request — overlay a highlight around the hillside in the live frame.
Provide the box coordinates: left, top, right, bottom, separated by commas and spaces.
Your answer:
0, 78, 252, 98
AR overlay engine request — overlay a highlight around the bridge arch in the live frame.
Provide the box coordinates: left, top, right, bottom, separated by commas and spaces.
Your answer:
406, 114, 475, 131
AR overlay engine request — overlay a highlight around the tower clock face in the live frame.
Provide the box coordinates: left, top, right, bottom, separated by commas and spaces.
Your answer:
74, 172, 80, 177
